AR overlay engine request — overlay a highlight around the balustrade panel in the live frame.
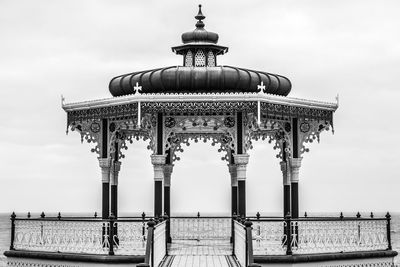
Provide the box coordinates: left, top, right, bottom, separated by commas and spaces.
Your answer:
113, 221, 147, 255
170, 217, 231, 241
252, 220, 287, 255
13, 219, 108, 254
292, 219, 388, 254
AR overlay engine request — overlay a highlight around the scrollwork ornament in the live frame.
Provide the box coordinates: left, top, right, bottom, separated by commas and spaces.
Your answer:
299, 119, 332, 155
69, 119, 101, 155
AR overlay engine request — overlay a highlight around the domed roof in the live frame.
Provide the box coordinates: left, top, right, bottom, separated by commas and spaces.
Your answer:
109, 66, 291, 96
108, 5, 292, 97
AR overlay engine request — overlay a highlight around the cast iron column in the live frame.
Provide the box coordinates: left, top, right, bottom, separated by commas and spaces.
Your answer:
152, 154, 166, 218
289, 158, 302, 219
234, 154, 249, 218
164, 163, 173, 243
280, 161, 291, 217
99, 158, 111, 219
228, 164, 238, 217
110, 161, 121, 218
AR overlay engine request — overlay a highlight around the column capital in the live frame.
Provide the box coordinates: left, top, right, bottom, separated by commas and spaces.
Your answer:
289, 157, 302, 183
163, 164, 174, 187
98, 157, 112, 168
151, 154, 167, 165
110, 161, 122, 185
228, 164, 238, 187
280, 161, 290, 186
151, 154, 166, 181
233, 153, 250, 165
233, 154, 249, 181
98, 157, 112, 183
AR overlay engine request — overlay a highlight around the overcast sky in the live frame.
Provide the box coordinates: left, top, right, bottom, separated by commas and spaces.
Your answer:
0, 0, 399, 216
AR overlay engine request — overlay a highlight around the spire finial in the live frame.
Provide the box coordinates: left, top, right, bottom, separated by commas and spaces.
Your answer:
195, 4, 205, 28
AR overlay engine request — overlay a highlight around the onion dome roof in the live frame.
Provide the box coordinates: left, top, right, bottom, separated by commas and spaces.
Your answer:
109, 66, 291, 96
109, 5, 292, 97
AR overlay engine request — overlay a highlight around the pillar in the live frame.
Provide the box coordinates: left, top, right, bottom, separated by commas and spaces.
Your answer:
228, 164, 238, 217
99, 158, 111, 219
289, 157, 302, 219
152, 154, 166, 218
164, 164, 173, 243
110, 161, 121, 218
234, 154, 249, 218
280, 161, 291, 217
164, 164, 173, 217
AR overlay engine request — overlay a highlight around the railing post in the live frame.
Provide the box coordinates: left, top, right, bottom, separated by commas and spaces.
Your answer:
285, 213, 292, 255
138, 219, 155, 267
386, 212, 392, 250
245, 220, 260, 267
163, 213, 169, 255
10, 212, 16, 250
108, 213, 115, 255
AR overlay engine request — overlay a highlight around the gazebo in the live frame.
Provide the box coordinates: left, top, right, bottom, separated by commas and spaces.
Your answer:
5, 5, 397, 267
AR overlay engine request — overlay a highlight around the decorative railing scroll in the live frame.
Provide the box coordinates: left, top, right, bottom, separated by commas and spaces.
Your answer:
170, 217, 231, 241
234, 220, 246, 267
13, 219, 108, 254
11, 216, 148, 256
250, 215, 392, 256
291, 218, 388, 254
252, 219, 287, 255
113, 220, 147, 255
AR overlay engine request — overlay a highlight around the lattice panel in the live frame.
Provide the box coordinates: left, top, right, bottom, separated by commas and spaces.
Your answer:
185, 51, 193, 67
207, 51, 215, 67
195, 49, 206, 67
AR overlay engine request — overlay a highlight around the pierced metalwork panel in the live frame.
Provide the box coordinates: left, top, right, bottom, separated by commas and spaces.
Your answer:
141, 101, 257, 115
292, 220, 388, 254
67, 103, 138, 126
13, 220, 108, 254
252, 221, 287, 255
113, 221, 147, 255
170, 218, 231, 241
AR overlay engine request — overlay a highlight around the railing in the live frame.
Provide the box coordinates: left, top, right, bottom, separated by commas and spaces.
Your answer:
138, 219, 167, 267
170, 215, 231, 241
9, 212, 148, 256
250, 213, 393, 256
234, 220, 246, 267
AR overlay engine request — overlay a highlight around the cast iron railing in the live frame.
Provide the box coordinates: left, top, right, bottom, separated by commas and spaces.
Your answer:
9, 212, 149, 255
169, 214, 231, 241
251, 212, 393, 256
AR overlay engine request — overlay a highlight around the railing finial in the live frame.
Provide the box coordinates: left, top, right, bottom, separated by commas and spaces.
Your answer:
40, 212, 45, 218
57, 212, 61, 220
356, 212, 361, 218
340, 212, 344, 219
256, 212, 260, 220
94, 211, 97, 218
27, 212, 31, 219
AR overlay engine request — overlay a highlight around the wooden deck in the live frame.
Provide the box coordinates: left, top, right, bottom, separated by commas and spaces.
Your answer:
164, 240, 239, 267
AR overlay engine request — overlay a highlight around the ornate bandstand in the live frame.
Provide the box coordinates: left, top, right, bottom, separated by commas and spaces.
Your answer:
4, 5, 397, 267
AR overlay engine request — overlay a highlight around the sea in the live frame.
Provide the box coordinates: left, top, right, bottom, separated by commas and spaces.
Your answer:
0, 212, 399, 265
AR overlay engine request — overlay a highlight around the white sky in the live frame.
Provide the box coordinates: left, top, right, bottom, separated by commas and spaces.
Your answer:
0, 0, 399, 216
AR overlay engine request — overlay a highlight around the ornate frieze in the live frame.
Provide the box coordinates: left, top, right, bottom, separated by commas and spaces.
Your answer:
67, 103, 138, 126
260, 102, 333, 123
141, 101, 257, 115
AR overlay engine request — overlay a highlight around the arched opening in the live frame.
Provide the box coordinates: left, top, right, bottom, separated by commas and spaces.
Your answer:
170, 141, 230, 215
247, 140, 283, 216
